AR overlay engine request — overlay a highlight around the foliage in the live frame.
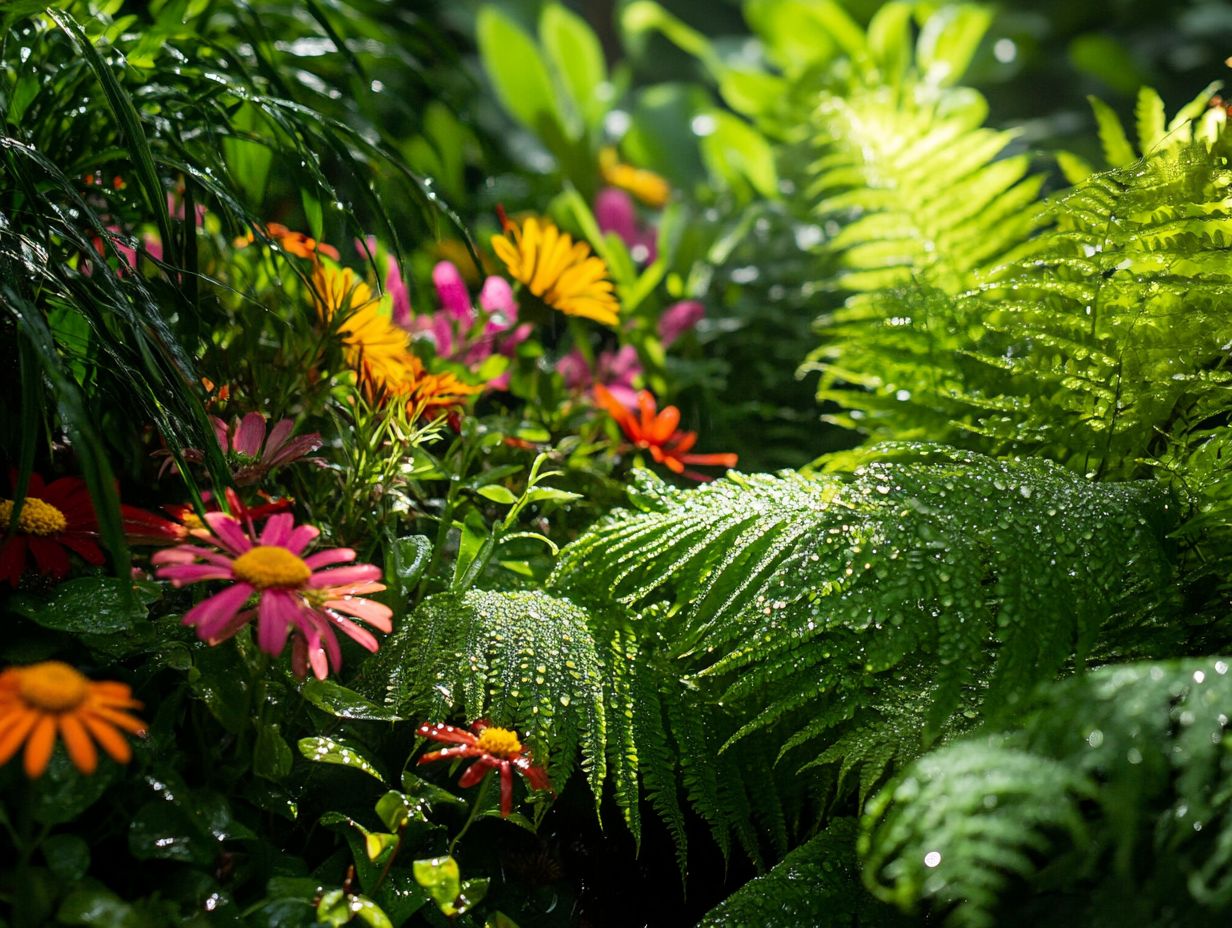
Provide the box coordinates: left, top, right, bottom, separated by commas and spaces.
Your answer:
862, 659, 1232, 927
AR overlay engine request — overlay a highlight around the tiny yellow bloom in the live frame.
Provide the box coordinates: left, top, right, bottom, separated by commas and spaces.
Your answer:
600, 147, 671, 209
491, 216, 620, 328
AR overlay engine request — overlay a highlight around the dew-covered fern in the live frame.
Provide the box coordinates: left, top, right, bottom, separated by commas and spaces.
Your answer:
552, 444, 1179, 792
862, 658, 1232, 927
356, 590, 608, 797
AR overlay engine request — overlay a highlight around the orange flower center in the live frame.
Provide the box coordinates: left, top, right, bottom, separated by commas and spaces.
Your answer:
231, 545, 311, 589
476, 726, 523, 759
0, 497, 68, 536
17, 661, 89, 712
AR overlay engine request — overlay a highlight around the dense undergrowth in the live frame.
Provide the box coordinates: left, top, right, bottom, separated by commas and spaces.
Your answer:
3, 1, 1232, 926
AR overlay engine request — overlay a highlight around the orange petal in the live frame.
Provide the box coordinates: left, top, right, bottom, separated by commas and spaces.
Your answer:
0, 708, 38, 765
59, 714, 98, 774
89, 706, 147, 735
82, 714, 132, 764
24, 715, 57, 778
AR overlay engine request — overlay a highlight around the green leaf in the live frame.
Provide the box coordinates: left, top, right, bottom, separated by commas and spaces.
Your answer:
375, 790, 430, 831
298, 736, 385, 782
317, 890, 393, 928
254, 721, 294, 781
699, 111, 778, 200
32, 751, 120, 826
1088, 95, 1137, 167
8, 578, 157, 634
540, 4, 608, 135
412, 856, 462, 917
477, 485, 519, 506
1134, 86, 1167, 154
915, 4, 993, 88
42, 834, 90, 883
57, 888, 142, 927
388, 534, 432, 600
302, 679, 403, 721
477, 7, 563, 139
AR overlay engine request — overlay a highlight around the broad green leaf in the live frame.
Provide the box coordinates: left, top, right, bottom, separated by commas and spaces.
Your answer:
302, 679, 403, 721
8, 578, 158, 634
298, 736, 385, 782
477, 7, 563, 138
413, 856, 462, 917
700, 111, 778, 200
477, 485, 518, 505
376, 790, 431, 831
42, 834, 90, 883
388, 534, 432, 600
540, 4, 608, 134
317, 890, 393, 928
916, 4, 992, 87
867, 1, 913, 88
254, 721, 294, 781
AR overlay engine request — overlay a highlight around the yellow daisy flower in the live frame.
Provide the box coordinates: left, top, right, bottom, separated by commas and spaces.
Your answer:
491, 216, 620, 328
600, 147, 671, 209
312, 261, 421, 399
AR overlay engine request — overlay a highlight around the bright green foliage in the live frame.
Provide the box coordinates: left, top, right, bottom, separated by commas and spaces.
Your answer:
357, 590, 608, 797
698, 818, 907, 927
552, 445, 1178, 793
862, 659, 1232, 927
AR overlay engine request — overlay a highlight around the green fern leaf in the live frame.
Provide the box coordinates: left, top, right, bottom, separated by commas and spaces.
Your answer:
863, 658, 1232, 925
357, 590, 608, 799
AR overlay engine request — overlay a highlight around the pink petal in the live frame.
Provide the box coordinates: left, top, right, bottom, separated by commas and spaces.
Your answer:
556, 349, 590, 391
324, 610, 380, 651
264, 418, 296, 456
210, 416, 230, 452
607, 344, 643, 383
203, 513, 253, 556
156, 563, 235, 586
264, 434, 322, 469
595, 188, 639, 248
185, 583, 254, 640
478, 276, 517, 325
259, 512, 294, 547
303, 548, 356, 569
386, 256, 413, 329
309, 564, 382, 588
233, 412, 267, 457
285, 524, 320, 556
433, 261, 473, 321
659, 300, 704, 346
256, 590, 293, 656
324, 596, 393, 632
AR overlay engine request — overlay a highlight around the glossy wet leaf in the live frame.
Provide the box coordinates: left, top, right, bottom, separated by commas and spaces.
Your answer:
412, 856, 462, 917
42, 834, 90, 883
298, 736, 384, 782
254, 721, 294, 781
301, 679, 402, 721
9, 578, 159, 634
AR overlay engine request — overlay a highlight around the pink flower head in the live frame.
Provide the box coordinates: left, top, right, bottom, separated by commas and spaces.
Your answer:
405, 261, 531, 390
557, 344, 642, 409
595, 188, 657, 265
152, 512, 392, 680
659, 300, 704, 346
210, 412, 323, 486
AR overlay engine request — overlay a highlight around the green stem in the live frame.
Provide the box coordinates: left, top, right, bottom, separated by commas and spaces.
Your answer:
448, 777, 491, 856
567, 317, 597, 373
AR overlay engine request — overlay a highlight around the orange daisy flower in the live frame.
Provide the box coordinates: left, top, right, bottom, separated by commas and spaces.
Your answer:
236, 222, 341, 261
599, 147, 671, 208
491, 214, 620, 327
595, 385, 738, 481
0, 662, 146, 777
417, 721, 553, 818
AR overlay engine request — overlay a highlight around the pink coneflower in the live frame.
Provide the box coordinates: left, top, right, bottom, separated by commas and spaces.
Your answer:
163, 412, 322, 486
557, 344, 642, 409
151, 512, 392, 680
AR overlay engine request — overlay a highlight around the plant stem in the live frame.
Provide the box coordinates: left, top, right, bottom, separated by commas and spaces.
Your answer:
448, 777, 491, 856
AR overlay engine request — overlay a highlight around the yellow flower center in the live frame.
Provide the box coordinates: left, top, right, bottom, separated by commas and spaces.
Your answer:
0, 497, 68, 536
231, 545, 311, 589
476, 726, 523, 759
17, 661, 89, 712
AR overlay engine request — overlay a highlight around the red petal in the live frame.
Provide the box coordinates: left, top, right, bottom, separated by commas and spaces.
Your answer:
416, 722, 478, 746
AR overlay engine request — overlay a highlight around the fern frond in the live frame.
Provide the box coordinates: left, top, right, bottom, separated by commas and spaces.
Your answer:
553, 446, 1177, 770
698, 818, 906, 928
862, 658, 1232, 926
357, 590, 608, 798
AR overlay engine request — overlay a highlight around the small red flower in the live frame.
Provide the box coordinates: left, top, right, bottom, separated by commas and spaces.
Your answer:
594, 385, 738, 481
416, 721, 553, 818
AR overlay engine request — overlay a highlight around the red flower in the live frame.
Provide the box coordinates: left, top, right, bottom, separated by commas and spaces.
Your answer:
416, 721, 553, 818
594, 385, 738, 481
0, 473, 101, 586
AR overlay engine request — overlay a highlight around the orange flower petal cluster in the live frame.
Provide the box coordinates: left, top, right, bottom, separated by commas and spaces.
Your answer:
0, 662, 146, 777
599, 147, 671, 209
236, 222, 341, 261
595, 385, 737, 481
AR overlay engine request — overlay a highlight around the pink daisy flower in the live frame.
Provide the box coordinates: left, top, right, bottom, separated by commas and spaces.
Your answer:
151, 512, 391, 680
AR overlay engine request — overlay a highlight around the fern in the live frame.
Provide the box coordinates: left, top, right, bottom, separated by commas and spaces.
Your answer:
357, 590, 608, 797
698, 818, 906, 928
862, 658, 1232, 927
552, 444, 1178, 786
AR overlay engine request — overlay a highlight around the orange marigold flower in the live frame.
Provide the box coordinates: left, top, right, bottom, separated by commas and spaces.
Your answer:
491, 215, 620, 328
235, 222, 341, 261
599, 147, 671, 209
0, 662, 146, 777
595, 385, 738, 481
417, 721, 553, 818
